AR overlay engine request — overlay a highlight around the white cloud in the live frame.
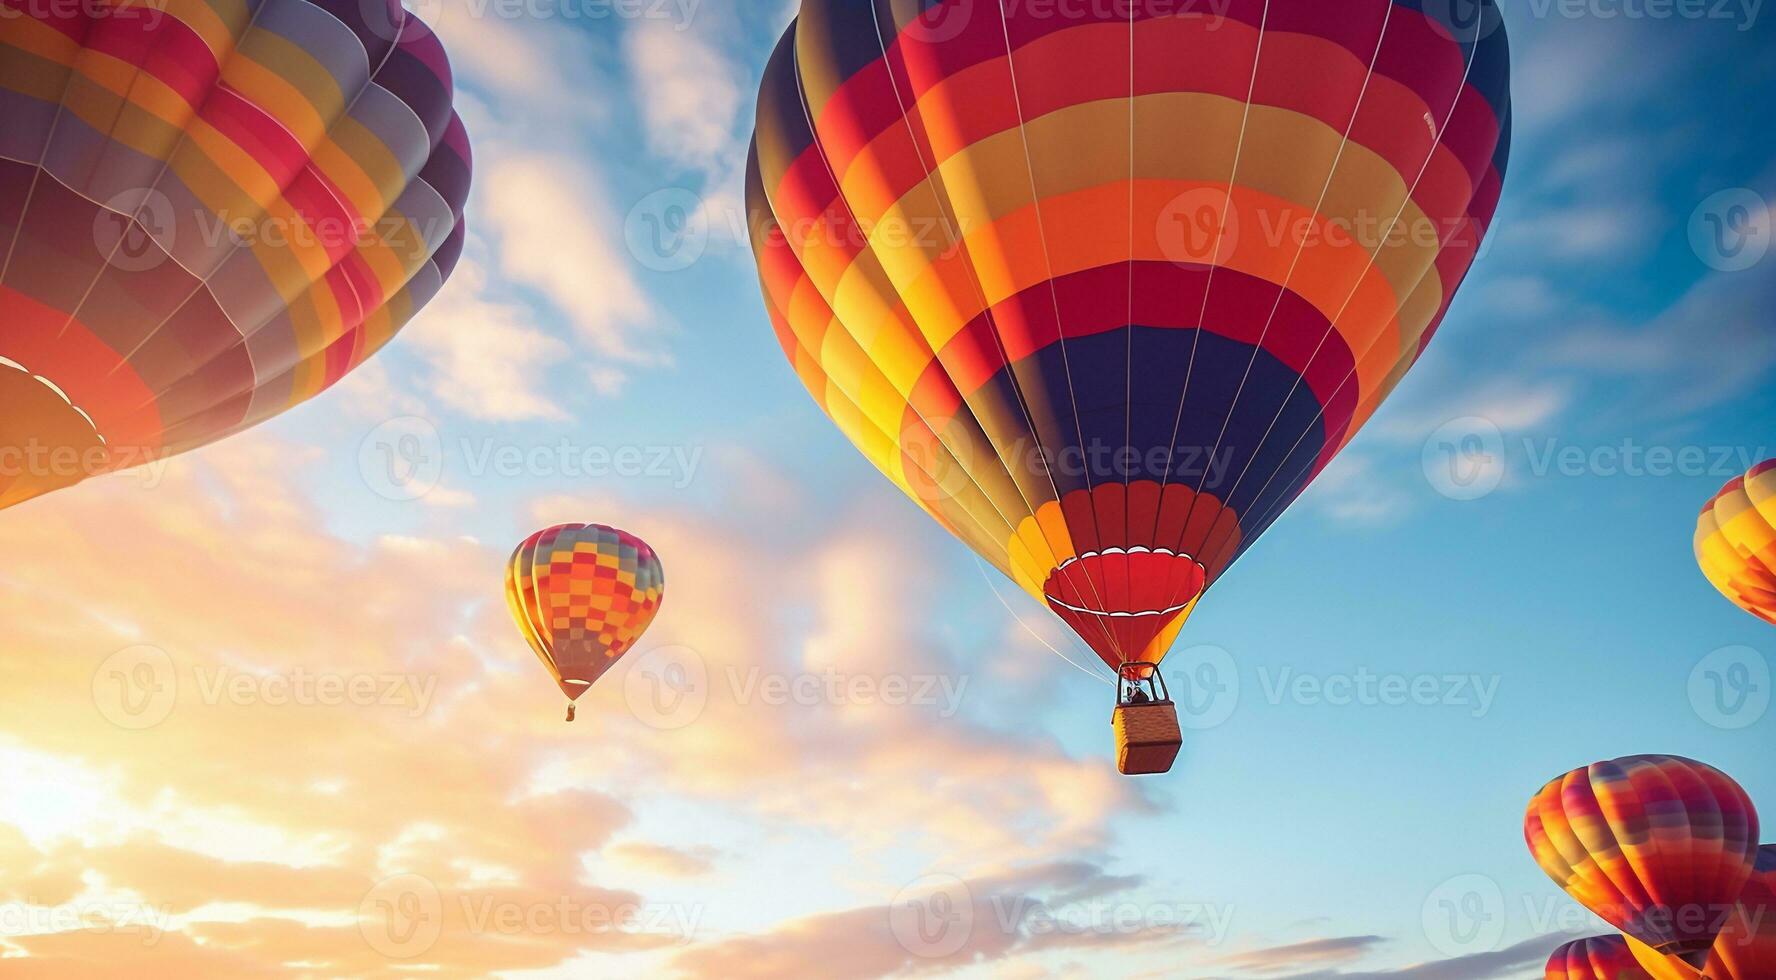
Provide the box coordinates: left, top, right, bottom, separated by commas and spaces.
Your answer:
1299, 452, 1414, 526
404, 257, 573, 422
1496, 202, 1656, 262
621, 17, 753, 248
1379, 378, 1573, 441
623, 19, 746, 174
1547, 265, 1776, 415
428, 1, 615, 126
480, 153, 664, 366
370, 9, 672, 420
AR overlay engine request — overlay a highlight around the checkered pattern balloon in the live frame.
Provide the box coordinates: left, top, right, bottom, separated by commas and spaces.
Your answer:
506, 525, 665, 702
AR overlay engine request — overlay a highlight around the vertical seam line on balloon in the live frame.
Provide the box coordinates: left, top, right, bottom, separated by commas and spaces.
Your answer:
994, 0, 1128, 666
1140, 0, 1273, 569
1194, 7, 1499, 582
973, 555, 1113, 687
1120, 0, 1137, 649
777, 13, 1076, 639
50, 0, 281, 351
113, 13, 462, 442
857, 2, 1122, 671
1169, 1, 1395, 570
0, 13, 95, 297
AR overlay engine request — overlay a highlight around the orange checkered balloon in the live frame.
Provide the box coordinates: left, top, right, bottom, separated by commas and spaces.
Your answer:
506, 525, 665, 720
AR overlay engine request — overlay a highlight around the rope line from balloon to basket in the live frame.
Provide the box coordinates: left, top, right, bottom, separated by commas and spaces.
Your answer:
806, 1, 1129, 662
993, 0, 1131, 666
973, 554, 1115, 687
1199, 13, 1494, 571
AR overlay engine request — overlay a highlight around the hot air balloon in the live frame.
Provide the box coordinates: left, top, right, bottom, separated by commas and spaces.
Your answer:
1628, 844, 1776, 980
1526, 757, 1761, 967
506, 525, 665, 722
0, 0, 470, 512
1547, 935, 1655, 980
746, 1, 1511, 770
1696, 460, 1776, 625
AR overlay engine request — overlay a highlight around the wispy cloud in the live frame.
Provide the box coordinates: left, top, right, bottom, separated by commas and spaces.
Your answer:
1256, 932, 1569, 980
0, 434, 1146, 976
1545, 264, 1776, 416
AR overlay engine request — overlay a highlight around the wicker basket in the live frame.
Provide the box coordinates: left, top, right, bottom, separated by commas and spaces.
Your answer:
1113, 701, 1182, 775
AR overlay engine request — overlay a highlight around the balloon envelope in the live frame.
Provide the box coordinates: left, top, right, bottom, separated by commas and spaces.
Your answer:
1526, 756, 1761, 959
506, 525, 665, 703
1696, 460, 1776, 625
747, 0, 1511, 670
0, 0, 471, 511
1628, 844, 1776, 980
1546, 935, 1655, 980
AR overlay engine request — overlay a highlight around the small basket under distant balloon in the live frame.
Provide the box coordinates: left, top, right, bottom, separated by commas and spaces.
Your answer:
1112, 662, 1182, 776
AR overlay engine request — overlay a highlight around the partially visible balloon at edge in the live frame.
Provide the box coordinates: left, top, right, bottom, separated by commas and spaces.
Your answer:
1545, 934, 1652, 980
1696, 460, 1776, 625
1627, 844, 1776, 980
0, 0, 472, 512
1525, 756, 1760, 959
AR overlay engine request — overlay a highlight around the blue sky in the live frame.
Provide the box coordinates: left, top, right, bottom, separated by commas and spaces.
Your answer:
301, 1, 1776, 974
3, 2, 1773, 978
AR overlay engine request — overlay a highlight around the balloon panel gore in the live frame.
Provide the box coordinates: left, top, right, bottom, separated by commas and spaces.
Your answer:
1044, 549, 1205, 667
0, 362, 108, 509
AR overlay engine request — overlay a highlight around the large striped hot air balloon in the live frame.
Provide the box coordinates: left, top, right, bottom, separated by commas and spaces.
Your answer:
746, 0, 1512, 748
1547, 935, 1655, 980
1526, 757, 1761, 966
506, 525, 665, 721
1628, 845, 1776, 980
1696, 460, 1776, 625
0, 0, 471, 512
